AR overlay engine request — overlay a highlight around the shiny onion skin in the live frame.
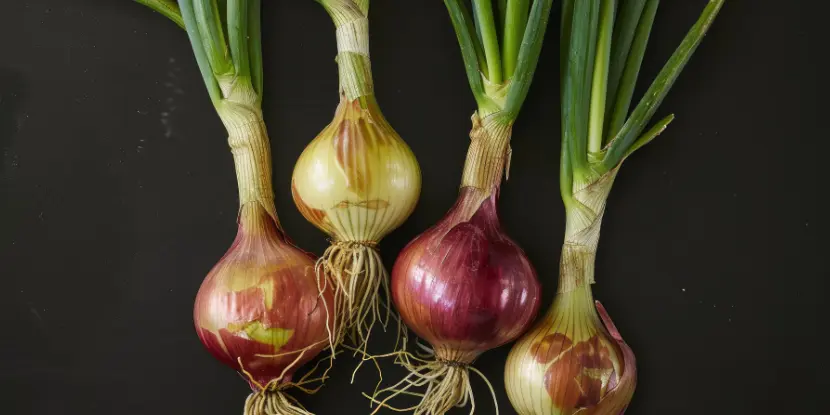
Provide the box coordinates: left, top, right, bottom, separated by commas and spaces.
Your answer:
291, 96, 420, 243
194, 203, 333, 389
505, 174, 637, 415
391, 186, 541, 364
292, 95, 420, 351
505, 287, 636, 415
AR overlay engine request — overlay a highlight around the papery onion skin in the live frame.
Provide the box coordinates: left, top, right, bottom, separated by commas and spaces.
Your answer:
391, 186, 541, 363
194, 203, 333, 389
505, 286, 636, 415
505, 174, 637, 415
291, 96, 421, 243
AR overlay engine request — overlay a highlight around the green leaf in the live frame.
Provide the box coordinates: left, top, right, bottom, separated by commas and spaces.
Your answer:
587, 0, 616, 153
560, 0, 574, 79
444, 0, 491, 108
354, 0, 370, 15
193, 0, 234, 78
603, 0, 725, 170
501, 0, 554, 121
496, 0, 508, 32
624, 113, 674, 157
604, 0, 647, 130
178, 0, 223, 103
227, 0, 250, 79
134, 0, 185, 29
473, 0, 504, 84
562, 0, 600, 176
605, 0, 658, 143
502, 0, 530, 80
248, 0, 263, 98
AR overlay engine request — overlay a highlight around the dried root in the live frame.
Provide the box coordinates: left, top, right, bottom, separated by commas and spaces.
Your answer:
316, 240, 406, 358
365, 347, 499, 415
244, 391, 313, 415
238, 341, 336, 415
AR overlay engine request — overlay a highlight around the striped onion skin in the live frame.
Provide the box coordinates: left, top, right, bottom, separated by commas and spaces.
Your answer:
392, 186, 541, 364
291, 96, 421, 243
505, 286, 636, 415
194, 203, 334, 389
505, 174, 637, 415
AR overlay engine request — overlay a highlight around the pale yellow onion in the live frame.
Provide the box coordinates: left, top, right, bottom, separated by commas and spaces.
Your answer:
291, 97, 420, 243
292, 0, 421, 358
505, 173, 637, 415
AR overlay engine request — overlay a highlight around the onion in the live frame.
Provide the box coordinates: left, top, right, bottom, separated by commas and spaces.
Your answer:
504, 176, 636, 415
390, 183, 541, 412
366, 0, 556, 411
291, 0, 421, 353
370, 114, 542, 415
506, 287, 636, 415
504, 1, 725, 414
136, 1, 337, 414
195, 203, 334, 411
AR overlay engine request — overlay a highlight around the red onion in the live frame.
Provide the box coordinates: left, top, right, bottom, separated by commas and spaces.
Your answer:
194, 203, 333, 414
392, 187, 540, 364
372, 113, 541, 414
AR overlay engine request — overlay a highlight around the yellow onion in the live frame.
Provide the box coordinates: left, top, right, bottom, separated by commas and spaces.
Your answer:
291, 0, 421, 352
292, 97, 420, 243
505, 287, 636, 415
505, 174, 637, 415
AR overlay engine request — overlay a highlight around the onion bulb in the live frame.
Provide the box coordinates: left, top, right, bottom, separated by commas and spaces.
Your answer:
505, 0, 724, 412
136, 1, 338, 413
371, 114, 541, 414
504, 174, 636, 415
367, 0, 555, 410
292, 0, 421, 352
195, 203, 334, 412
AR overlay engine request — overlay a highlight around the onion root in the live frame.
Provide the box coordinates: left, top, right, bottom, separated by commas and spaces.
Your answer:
366, 350, 498, 415
316, 240, 404, 356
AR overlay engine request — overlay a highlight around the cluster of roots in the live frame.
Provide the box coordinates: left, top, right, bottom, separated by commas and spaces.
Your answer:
365, 344, 498, 415
316, 240, 405, 357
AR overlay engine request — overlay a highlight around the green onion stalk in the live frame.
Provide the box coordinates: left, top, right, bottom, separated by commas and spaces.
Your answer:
291, 0, 422, 358
367, 1, 555, 414
137, 2, 335, 415
504, 1, 725, 414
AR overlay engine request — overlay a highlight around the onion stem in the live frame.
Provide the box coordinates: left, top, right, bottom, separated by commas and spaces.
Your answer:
501, 0, 554, 120
178, 0, 223, 103
587, 0, 616, 154
143, 0, 273, 216
193, 0, 235, 79
502, 0, 529, 80
473, 0, 503, 84
227, 0, 251, 81
443, 0, 492, 109
318, 0, 374, 102
247, 0, 263, 97
218, 102, 278, 222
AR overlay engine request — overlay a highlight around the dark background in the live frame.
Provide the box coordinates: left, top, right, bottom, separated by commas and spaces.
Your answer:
1, 1, 826, 414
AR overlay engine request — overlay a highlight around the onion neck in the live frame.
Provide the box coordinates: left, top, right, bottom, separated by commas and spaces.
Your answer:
558, 172, 617, 293
329, 6, 373, 101
217, 100, 281, 231
460, 113, 512, 197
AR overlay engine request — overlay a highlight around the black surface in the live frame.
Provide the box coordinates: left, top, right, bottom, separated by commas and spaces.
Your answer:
1, 1, 826, 414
